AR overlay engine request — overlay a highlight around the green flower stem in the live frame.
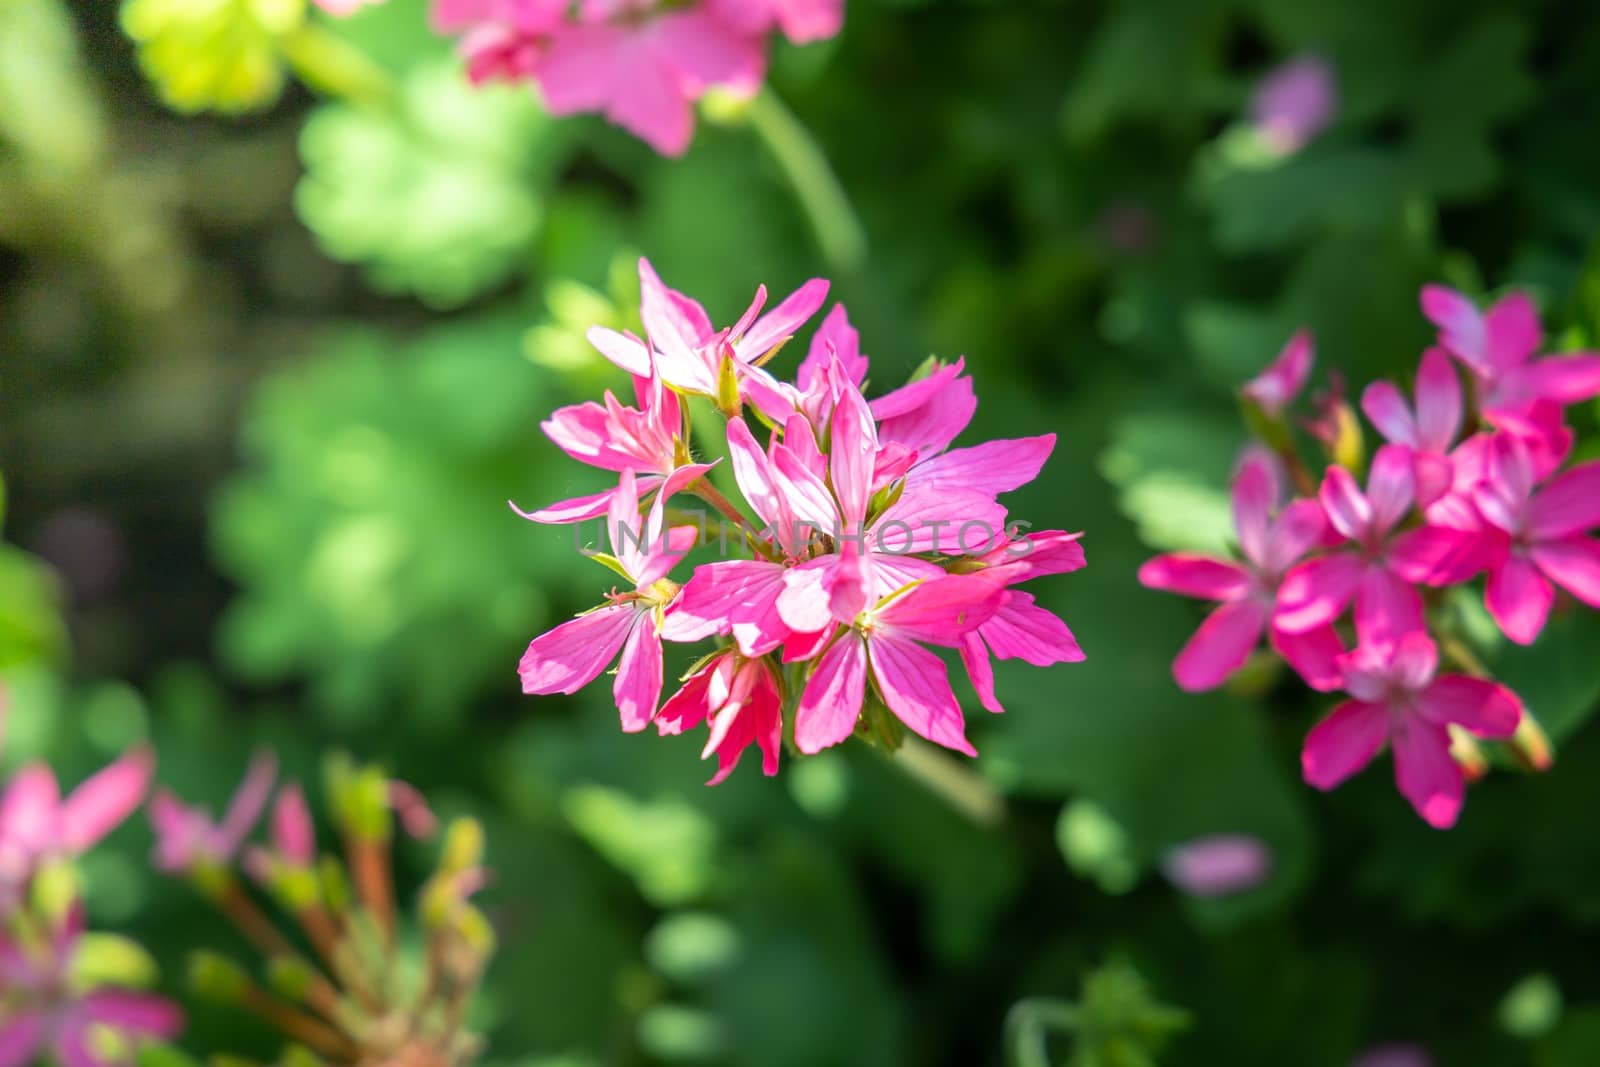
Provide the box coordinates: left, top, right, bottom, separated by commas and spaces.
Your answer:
281, 23, 397, 109
1004, 997, 1081, 1067
891, 736, 1007, 828
745, 87, 867, 273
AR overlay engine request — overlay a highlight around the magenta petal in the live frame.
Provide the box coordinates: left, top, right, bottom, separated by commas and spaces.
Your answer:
81, 990, 185, 1038
1522, 354, 1600, 406
270, 785, 316, 867
1274, 551, 1364, 632
1528, 461, 1600, 540
1231, 453, 1279, 570
1137, 554, 1251, 601
1531, 536, 1600, 608
1301, 699, 1389, 790
0, 1012, 44, 1067
1270, 623, 1345, 692
1162, 834, 1272, 897
58, 746, 153, 854
1387, 524, 1487, 586
1414, 347, 1463, 449
877, 575, 1003, 647
1172, 598, 1270, 692
979, 592, 1085, 666
1485, 554, 1554, 645
1262, 498, 1328, 576
1390, 718, 1464, 829
829, 380, 879, 527
868, 633, 976, 756
1319, 465, 1373, 542
614, 616, 664, 733
958, 631, 1004, 713
1366, 445, 1416, 535
1241, 330, 1313, 416
518, 603, 636, 695
737, 278, 830, 362
1361, 380, 1418, 446
795, 631, 867, 754
1418, 676, 1522, 738
1352, 565, 1425, 646
907, 434, 1056, 497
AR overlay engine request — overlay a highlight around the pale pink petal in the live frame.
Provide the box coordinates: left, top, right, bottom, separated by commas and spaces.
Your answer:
771, 442, 842, 531
1353, 565, 1425, 646
736, 278, 830, 362
1388, 632, 1439, 692
1319, 465, 1373, 542
1531, 536, 1600, 609
829, 378, 878, 527
1261, 498, 1329, 577
1172, 598, 1270, 692
653, 10, 768, 98
1274, 551, 1364, 632
795, 631, 867, 754
877, 575, 1003, 647
869, 633, 976, 756
533, 23, 618, 113
1390, 717, 1464, 829
869, 359, 976, 456
1483, 291, 1543, 373
1269, 623, 1344, 692
1366, 444, 1416, 536
1412, 451, 1454, 509
1137, 555, 1250, 601
726, 417, 782, 528
1413, 348, 1463, 450
0, 765, 60, 853
958, 632, 1003, 713
606, 47, 694, 156
979, 592, 1085, 666
519, 603, 636, 694
1301, 699, 1389, 790
1231, 452, 1278, 570
585, 326, 653, 376
798, 304, 867, 389
1241, 330, 1313, 416
1485, 554, 1554, 645
871, 488, 1008, 556
219, 751, 278, 856
614, 616, 664, 732
777, 559, 837, 633
270, 785, 315, 866
1360, 380, 1417, 446
1521, 354, 1600, 405
1527, 461, 1600, 540
1420, 284, 1489, 373
58, 746, 153, 854
1162, 834, 1272, 896
80, 990, 185, 1037
1417, 676, 1521, 737
904, 435, 1056, 497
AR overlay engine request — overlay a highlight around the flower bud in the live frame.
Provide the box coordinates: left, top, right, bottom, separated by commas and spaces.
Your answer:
325, 754, 391, 843
318, 855, 351, 913
440, 818, 485, 874
1510, 713, 1553, 773
266, 956, 316, 1004
188, 950, 252, 1004
71, 933, 160, 990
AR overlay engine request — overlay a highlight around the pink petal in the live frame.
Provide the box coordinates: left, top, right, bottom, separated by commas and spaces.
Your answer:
1388, 631, 1439, 692
1418, 676, 1521, 738
1366, 444, 1416, 536
726, 417, 782, 528
653, 10, 768, 98
0, 1013, 44, 1067
798, 304, 867, 389
871, 488, 1008, 555
736, 278, 830, 362
0, 765, 61, 854
1172, 597, 1270, 692
519, 603, 637, 694
1231, 452, 1279, 570
1274, 551, 1364, 632
1162, 834, 1273, 896
1531, 536, 1600, 609
511, 476, 664, 525
1420, 284, 1489, 373
1390, 717, 1464, 829
868, 633, 976, 756
1270, 623, 1345, 692
1386, 524, 1488, 586
585, 326, 653, 376
1301, 700, 1389, 790
869, 359, 976, 456
979, 592, 1085, 666
1319, 465, 1373, 542
1528, 461, 1600, 540
828, 378, 879, 527
1137, 554, 1251, 601
795, 631, 867, 754
1412, 451, 1454, 509
655, 657, 721, 736
905, 435, 1056, 497
877, 575, 1003, 647
777, 559, 837, 634
614, 616, 664, 732
771, 441, 842, 531
958, 632, 1004, 714
80, 990, 185, 1037
1521, 354, 1600, 405
1241, 330, 1313, 416
1352, 565, 1425, 646
58, 746, 153, 854
1485, 554, 1554, 645
220, 751, 278, 857
1261, 498, 1329, 576
1483, 292, 1543, 373
1360, 380, 1417, 447
1413, 347, 1463, 450
270, 785, 315, 867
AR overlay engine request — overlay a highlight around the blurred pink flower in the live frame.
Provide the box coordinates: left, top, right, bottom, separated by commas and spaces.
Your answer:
1241, 331, 1314, 419
1251, 54, 1336, 154
706, 0, 843, 44
148, 751, 276, 873
1302, 632, 1521, 828
1361, 348, 1463, 508
1162, 834, 1272, 896
0, 747, 154, 895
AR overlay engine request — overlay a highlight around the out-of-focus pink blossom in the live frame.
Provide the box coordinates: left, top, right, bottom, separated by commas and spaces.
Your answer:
1302, 633, 1521, 828
148, 751, 276, 873
0, 747, 154, 895
1162, 834, 1272, 896
1251, 54, 1337, 155
706, 0, 843, 44
1242, 331, 1315, 419
1361, 348, 1463, 507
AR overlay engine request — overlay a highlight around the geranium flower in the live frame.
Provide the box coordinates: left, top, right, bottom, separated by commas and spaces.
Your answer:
148, 751, 276, 873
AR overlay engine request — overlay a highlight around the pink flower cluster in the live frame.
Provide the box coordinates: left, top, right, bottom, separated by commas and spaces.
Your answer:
420, 0, 844, 155
1141, 285, 1600, 828
516, 259, 1086, 783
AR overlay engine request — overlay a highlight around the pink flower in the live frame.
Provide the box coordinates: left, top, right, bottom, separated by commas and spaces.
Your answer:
1361, 348, 1463, 507
431, 0, 567, 84
148, 751, 276, 873
518, 467, 703, 730
1241, 330, 1314, 419
1250, 55, 1336, 154
1471, 434, 1600, 644
1301, 633, 1521, 828
245, 784, 316, 881
1162, 834, 1272, 896
705, 0, 843, 44
655, 651, 783, 784
795, 575, 1003, 756
0, 906, 184, 1064
1420, 285, 1600, 421
1140, 452, 1341, 692
0, 746, 154, 895
1276, 445, 1466, 644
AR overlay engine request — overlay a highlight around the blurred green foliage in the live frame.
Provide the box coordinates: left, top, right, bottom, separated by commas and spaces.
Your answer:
6, 0, 1600, 1064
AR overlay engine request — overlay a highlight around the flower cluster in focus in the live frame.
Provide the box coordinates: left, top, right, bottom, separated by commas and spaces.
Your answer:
516, 258, 1086, 783
1141, 286, 1600, 827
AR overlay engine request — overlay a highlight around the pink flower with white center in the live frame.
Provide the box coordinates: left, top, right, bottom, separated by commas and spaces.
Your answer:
0, 747, 154, 900
0, 906, 184, 1065
1361, 348, 1464, 507
1301, 632, 1521, 828
518, 467, 703, 731
655, 650, 783, 784
147, 750, 276, 874
1161, 834, 1272, 897
1275, 445, 1465, 645
1470, 434, 1600, 644
1140, 452, 1341, 692
706, 0, 843, 44
1241, 330, 1314, 419
1420, 285, 1600, 421
1250, 55, 1336, 155
795, 575, 1003, 756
